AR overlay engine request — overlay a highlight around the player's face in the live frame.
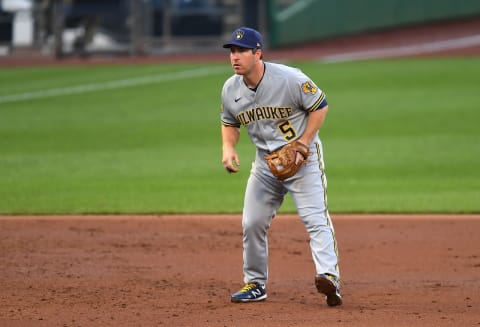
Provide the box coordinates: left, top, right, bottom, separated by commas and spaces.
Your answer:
229, 46, 260, 75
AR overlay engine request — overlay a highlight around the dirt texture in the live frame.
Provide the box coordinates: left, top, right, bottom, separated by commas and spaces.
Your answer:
0, 214, 479, 327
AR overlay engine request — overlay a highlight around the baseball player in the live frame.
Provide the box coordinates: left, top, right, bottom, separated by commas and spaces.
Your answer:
220, 27, 342, 306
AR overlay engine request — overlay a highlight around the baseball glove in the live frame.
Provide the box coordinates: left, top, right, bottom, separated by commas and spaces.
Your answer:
264, 141, 311, 181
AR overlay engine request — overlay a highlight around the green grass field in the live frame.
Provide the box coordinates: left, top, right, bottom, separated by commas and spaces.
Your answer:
0, 58, 479, 214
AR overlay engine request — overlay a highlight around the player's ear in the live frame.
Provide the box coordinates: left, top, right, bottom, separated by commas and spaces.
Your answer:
253, 49, 263, 60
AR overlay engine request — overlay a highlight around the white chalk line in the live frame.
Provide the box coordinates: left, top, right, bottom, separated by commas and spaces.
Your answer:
0, 66, 229, 104
319, 34, 480, 63
2, 34, 478, 104
276, 0, 315, 22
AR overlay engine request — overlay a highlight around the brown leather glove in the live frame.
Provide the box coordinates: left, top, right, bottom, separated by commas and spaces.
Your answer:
264, 141, 311, 181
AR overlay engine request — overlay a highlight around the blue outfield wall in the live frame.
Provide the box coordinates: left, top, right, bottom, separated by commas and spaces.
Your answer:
267, 0, 480, 48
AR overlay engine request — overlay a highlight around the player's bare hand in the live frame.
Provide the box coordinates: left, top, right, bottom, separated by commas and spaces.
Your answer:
295, 151, 306, 165
222, 150, 240, 173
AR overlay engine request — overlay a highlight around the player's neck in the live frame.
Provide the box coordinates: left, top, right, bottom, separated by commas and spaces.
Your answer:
243, 61, 265, 90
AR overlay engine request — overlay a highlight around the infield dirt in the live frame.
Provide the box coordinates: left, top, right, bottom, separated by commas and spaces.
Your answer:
0, 214, 479, 326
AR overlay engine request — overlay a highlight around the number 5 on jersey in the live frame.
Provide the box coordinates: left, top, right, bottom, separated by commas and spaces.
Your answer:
277, 120, 297, 141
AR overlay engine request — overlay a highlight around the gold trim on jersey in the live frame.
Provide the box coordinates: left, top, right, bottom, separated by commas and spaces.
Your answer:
307, 92, 326, 112
315, 141, 340, 275
221, 120, 241, 128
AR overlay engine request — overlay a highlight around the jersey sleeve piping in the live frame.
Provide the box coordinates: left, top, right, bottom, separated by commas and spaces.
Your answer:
221, 120, 241, 128
307, 92, 327, 112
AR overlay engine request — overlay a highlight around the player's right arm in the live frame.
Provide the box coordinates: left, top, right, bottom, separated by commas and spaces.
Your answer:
221, 125, 241, 173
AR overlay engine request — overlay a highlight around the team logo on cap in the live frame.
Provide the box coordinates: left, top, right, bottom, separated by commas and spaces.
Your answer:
235, 30, 245, 40
301, 81, 317, 95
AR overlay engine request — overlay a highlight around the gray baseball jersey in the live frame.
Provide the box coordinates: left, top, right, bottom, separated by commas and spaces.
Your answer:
221, 62, 326, 151
221, 61, 339, 285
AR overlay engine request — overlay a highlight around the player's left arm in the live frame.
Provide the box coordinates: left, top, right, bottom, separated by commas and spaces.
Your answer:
296, 104, 328, 164
298, 105, 328, 147
292, 74, 329, 146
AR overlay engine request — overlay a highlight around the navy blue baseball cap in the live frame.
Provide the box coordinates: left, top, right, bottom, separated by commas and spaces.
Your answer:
223, 27, 263, 50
